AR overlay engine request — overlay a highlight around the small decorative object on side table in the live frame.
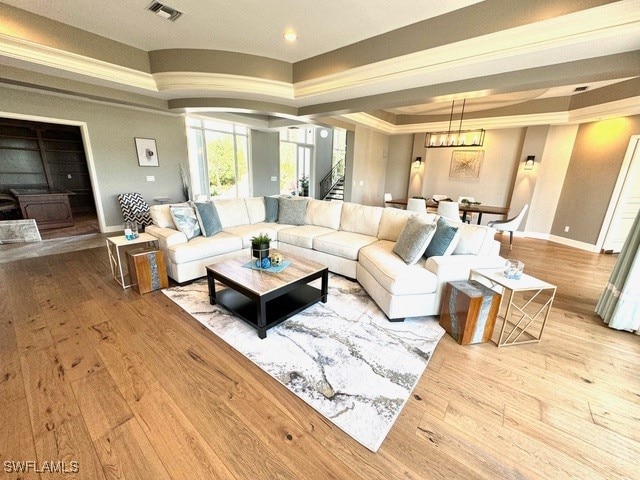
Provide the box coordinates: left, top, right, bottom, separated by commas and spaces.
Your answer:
439, 280, 501, 345
469, 267, 556, 347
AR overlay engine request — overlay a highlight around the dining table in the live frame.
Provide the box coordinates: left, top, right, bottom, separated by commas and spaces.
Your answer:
386, 198, 509, 224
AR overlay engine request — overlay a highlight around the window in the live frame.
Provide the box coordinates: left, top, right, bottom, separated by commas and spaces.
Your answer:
186, 118, 250, 199
332, 128, 347, 179
280, 127, 314, 196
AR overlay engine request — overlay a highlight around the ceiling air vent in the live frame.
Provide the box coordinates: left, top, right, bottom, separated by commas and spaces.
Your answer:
147, 1, 183, 22
574, 86, 589, 92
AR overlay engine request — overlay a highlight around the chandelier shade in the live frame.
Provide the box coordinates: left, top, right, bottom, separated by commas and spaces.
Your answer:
425, 99, 485, 148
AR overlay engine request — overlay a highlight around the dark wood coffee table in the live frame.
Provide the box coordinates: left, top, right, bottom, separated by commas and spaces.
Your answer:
206, 252, 328, 339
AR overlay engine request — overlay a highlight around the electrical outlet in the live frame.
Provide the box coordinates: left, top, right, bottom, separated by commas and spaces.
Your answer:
67, 174, 72, 179
146, 175, 155, 182
564, 226, 570, 232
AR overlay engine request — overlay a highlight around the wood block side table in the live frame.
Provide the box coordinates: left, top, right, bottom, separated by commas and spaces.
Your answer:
126, 247, 168, 294
106, 233, 158, 289
439, 280, 502, 345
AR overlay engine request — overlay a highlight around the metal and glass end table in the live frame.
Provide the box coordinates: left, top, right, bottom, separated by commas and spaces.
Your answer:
106, 232, 159, 289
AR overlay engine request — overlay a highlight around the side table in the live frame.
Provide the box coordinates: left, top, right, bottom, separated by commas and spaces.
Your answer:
469, 268, 556, 347
106, 233, 159, 289
440, 280, 501, 345
126, 247, 168, 294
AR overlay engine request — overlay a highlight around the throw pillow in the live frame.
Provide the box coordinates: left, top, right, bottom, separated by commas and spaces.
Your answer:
193, 201, 222, 237
169, 205, 201, 240
265, 196, 279, 222
423, 217, 459, 258
393, 215, 436, 264
278, 197, 308, 225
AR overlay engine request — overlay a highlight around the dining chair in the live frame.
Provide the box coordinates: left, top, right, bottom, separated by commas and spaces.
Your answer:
406, 198, 426, 213
384, 193, 393, 207
458, 196, 477, 223
437, 201, 462, 222
488, 204, 529, 250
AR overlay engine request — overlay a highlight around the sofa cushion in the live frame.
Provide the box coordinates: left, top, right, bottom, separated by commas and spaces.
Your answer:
340, 203, 384, 237
193, 201, 222, 237
378, 208, 415, 242
245, 197, 266, 224
359, 240, 438, 295
213, 198, 250, 228
167, 232, 242, 264
169, 204, 201, 240
278, 197, 309, 225
424, 217, 460, 258
223, 223, 279, 248
150, 202, 188, 228
453, 223, 496, 255
393, 215, 436, 264
313, 231, 378, 260
265, 196, 279, 222
305, 199, 343, 230
278, 225, 336, 249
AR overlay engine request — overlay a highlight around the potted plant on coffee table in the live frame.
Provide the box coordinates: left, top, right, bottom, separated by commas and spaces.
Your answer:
251, 233, 272, 260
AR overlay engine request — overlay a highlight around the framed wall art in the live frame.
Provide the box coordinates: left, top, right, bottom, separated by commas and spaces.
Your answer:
135, 138, 159, 167
449, 150, 483, 178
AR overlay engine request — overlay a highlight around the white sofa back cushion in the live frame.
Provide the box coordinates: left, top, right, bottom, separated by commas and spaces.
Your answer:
149, 202, 188, 228
245, 197, 266, 224
453, 223, 497, 255
213, 198, 250, 228
306, 199, 343, 230
340, 203, 384, 237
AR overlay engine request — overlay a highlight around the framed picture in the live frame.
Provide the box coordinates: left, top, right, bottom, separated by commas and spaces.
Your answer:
135, 138, 159, 167
449, 150, 483, 178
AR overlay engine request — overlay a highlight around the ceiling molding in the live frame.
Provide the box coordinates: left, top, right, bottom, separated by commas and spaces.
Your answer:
0, 33, 157, 92
153, 72, 294, 102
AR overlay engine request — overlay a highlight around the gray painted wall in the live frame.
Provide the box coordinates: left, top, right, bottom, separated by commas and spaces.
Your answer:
250, 130, 280, 196
0, 85, 188, 230
384, 135, 412, 202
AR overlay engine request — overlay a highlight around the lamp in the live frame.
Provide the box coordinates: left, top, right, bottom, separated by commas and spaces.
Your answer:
413, 156, 422, 169
425, 99, 485, 148
524, 155, 535, 170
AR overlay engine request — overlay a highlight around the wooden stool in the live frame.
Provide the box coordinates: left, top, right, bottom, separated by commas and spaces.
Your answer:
439, 280, 501, 345
125, 247, 168, 294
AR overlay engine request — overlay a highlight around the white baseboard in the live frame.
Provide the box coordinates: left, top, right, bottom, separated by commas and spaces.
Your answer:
104, 225, 124, 233
495, 230, 600, 253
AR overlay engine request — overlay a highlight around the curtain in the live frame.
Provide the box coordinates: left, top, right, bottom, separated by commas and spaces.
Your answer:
596, 209, 640, 334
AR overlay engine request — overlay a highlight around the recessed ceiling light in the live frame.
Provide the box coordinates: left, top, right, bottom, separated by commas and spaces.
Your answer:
147, 1, 183, 22
283, 30, 298, 42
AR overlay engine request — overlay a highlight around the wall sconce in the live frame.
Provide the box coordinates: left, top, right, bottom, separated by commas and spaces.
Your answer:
413, 156, 422, 169
524, 155, 535, 170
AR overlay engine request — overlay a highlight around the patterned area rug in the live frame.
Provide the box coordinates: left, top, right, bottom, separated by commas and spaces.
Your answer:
163, 274, 445, 452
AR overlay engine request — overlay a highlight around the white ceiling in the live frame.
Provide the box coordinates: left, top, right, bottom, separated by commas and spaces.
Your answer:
2, 0, 483, 62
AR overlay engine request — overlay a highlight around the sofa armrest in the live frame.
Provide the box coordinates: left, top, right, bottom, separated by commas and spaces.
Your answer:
146, 225, 188, 250
424, 254, 506, 281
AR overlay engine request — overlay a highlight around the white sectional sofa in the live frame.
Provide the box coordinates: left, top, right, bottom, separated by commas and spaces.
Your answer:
145, 196, 505, 320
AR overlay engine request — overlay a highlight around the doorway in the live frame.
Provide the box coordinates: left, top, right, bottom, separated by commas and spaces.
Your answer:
600, 135, 640, 253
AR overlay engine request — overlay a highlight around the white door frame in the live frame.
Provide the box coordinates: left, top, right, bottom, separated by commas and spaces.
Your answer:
596, 135, 640, 251
0, 111, 106, 233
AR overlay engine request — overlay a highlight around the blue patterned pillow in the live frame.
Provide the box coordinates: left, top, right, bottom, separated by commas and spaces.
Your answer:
169, 205, 201, 240
265, 196, 279, 222
193, 201, 222, 237
423, 217, 459, 258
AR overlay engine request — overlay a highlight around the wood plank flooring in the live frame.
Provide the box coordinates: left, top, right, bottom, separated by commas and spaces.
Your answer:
1, 237, 639, 479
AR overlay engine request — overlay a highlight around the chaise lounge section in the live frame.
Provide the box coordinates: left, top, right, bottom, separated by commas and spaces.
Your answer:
145, 196, 505, 320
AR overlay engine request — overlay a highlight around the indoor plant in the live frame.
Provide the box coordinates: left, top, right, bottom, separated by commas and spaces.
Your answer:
251, 233, 272, 259
298, 176, 309, 197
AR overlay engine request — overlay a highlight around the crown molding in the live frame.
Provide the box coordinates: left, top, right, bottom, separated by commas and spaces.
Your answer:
0, 33, 157, 92
153, 72, 294, 102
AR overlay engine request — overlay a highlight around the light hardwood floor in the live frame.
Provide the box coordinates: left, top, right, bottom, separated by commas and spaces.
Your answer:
1, 236, 638, 479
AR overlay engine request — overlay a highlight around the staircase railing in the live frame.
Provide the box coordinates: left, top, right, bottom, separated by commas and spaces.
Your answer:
319, 160, 345, 199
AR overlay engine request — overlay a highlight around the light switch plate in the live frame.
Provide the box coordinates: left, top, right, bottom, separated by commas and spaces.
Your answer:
146, 175, 155, 182
271, 176, 277, 181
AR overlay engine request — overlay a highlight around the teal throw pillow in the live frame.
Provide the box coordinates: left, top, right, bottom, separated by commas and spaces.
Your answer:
278, 197, 308, 225
393, 215, 436, 264
169, 205, 201, 240
265, 196, 279, 222
423, 217, 459, 258
194, 201, 222, 237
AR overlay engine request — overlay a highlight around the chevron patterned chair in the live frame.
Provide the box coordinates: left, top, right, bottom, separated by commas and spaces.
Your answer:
117, 192, 153, 231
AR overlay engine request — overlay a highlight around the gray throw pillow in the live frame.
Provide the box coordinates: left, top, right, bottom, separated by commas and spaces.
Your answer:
169, 205, 201, 240
393, 215, 436, 264
278, 198, 308, 225
265, 196, 279, 222
193, 201, 222, 237
423, 217, 459, 258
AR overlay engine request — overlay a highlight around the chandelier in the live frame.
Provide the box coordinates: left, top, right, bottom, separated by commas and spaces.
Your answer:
425, 99, 485, 148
